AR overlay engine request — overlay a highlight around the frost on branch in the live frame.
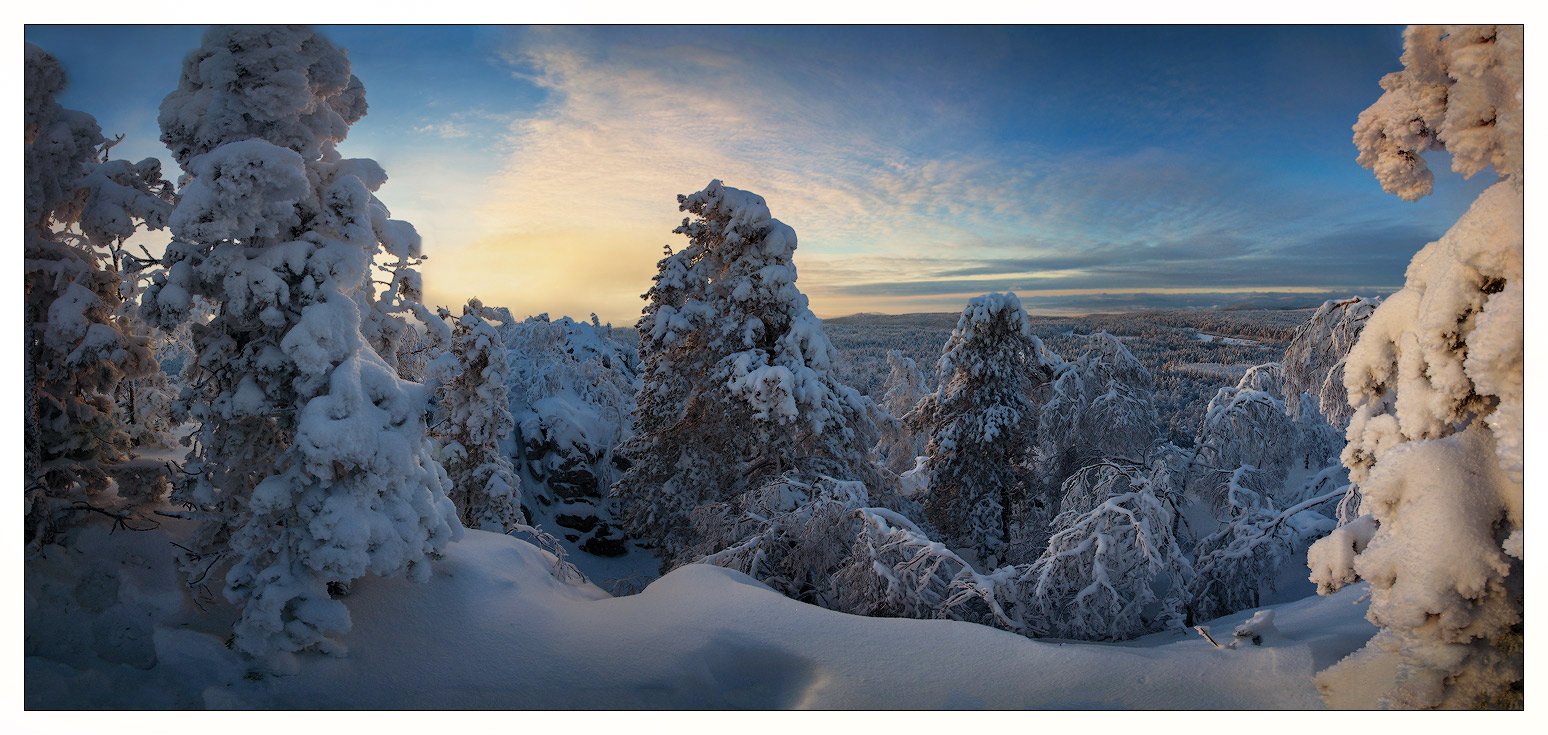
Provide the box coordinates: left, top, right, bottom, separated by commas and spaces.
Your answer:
1313, 24, 1522, 710
140, 26, 459, 660
913, 293, 1055, 567
1035, 332, 1159, 497
614, 180, 880, 569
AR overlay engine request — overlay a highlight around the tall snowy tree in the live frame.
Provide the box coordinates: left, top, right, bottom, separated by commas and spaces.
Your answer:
140, 26, 460, 659
24, 44, 174, 547
1310, 24, 1523, 710
613, 180, 880, 568
878, 349, 930, 420
913, 293, 1055, 567
430, 299, 524, 533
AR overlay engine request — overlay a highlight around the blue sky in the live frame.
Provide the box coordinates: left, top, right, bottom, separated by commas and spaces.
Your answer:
24, 25, 1492, 322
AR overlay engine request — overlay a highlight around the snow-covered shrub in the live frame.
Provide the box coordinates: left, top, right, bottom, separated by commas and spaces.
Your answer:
1311, 25, 1522, 710
913, 293, 1055, 567
1036, 332, 1160, 494
24, 44, 174, 546
694, 474, 871, 606
1186, 466, 1339, 624
614, 180, 879, 568
499, 312, 638, 502
869, 350, 932, 477
1028, 459, 1192, 641
140, 26, 460, 659
1280, 297, 1377, 428
430, 300, 524, 533
832, 507, 1036, 635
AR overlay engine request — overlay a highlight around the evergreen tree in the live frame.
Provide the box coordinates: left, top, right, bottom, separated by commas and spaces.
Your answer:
431, 299, 524, 532
913, 292, 1055, 567
1311, 24, 1523, 710
614, 180, 880, 568
141, 25, 460, 659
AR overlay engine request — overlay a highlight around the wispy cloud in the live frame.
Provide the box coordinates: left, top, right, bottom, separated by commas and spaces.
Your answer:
416, 27, 1452, 322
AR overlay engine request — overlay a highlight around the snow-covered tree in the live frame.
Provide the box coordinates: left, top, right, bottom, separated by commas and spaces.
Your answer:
484, 311, 639, 559
1182, 364, 1298, 522
1036, 332, 1160, 491
140, 26, 460, 659
913, 293, 1055, 567
24, 44, 174, 546
1310, 25, 1522, 710
879, 350, 929, 420
1028, 459, 1192, 641
694, 474, 871, 607
1281, 297, 1376, 428
430, 299, 524, 532
614, 180, 880, 568
1186, 466, 1339, 624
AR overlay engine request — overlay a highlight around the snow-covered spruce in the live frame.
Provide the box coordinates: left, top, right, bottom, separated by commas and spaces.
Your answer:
140, 26, 460, 660
614, 180, 880, 569
429, 299, 524, 533
1310, 25, 1522, 710
499, 312, 638, 506
913, 293, 1055, 568
868, 350, 932, 478
24, 44, 174, 547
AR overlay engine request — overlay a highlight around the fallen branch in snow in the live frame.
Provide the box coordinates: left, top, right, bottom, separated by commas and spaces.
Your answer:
1193, 625, 1222, 649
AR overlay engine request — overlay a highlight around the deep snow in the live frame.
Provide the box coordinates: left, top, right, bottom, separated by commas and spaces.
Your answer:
25, 506, 1377, 710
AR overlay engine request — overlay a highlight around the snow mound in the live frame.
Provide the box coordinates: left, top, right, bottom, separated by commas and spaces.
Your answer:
27, 510, 1378, 709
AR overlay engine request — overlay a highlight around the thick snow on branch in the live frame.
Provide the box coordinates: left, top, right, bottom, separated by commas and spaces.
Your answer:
1313, 24, 1522, 710
1353, 26, 1522, 200
141, 26, 459, 660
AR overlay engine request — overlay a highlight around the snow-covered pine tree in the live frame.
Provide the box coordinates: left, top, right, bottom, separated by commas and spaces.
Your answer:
614, 180, 880, 568
913, 292, 1055, 567
24, 44, 174, 546
141, 25, 460, 659
1280, 297, 1376, 428
1310, 24, 1523, 710
430, 299, 524, 532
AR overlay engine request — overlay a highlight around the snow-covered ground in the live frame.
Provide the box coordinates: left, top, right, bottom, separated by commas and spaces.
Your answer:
25, 508, 1376, 710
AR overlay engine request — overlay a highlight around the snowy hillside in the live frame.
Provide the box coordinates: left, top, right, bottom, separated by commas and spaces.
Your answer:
26, 510, 1375, 710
